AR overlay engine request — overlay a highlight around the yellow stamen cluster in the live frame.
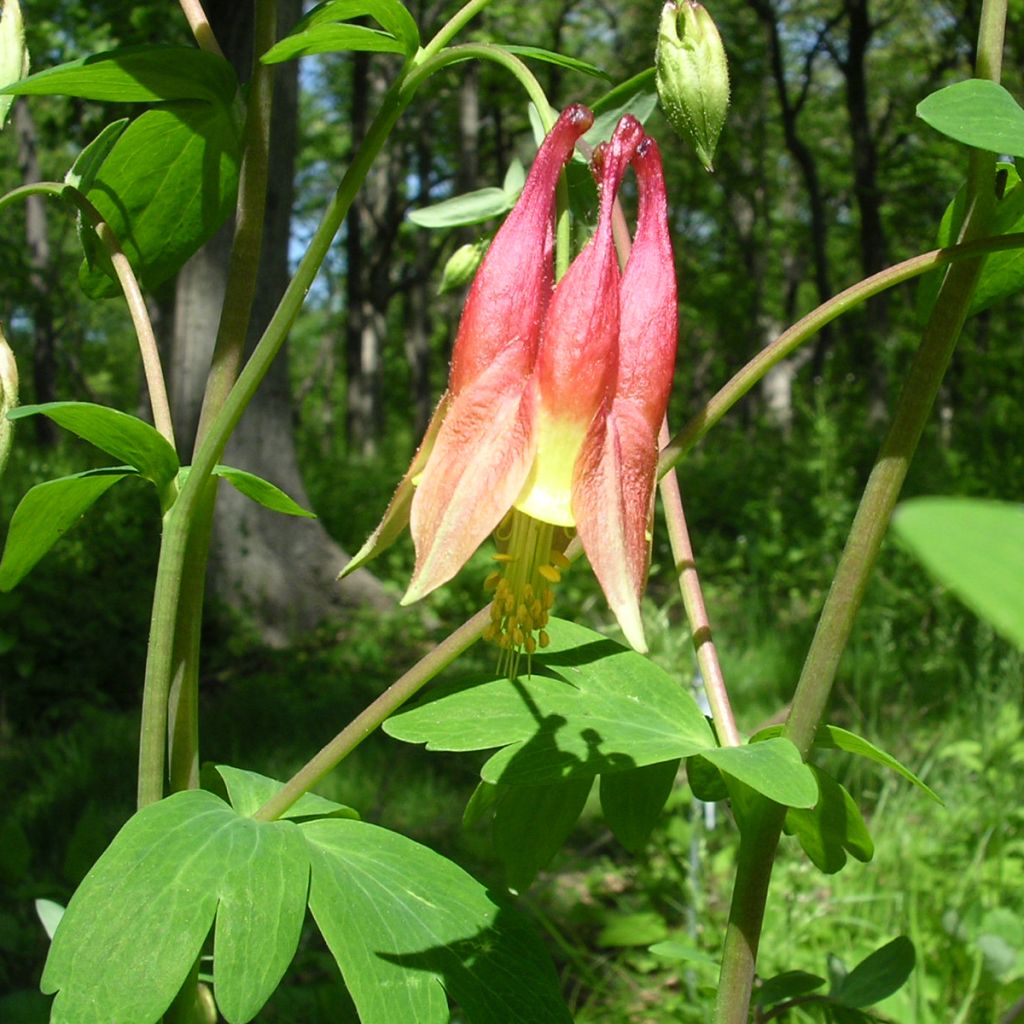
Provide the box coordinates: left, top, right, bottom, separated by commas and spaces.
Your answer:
482, 509, 572, 678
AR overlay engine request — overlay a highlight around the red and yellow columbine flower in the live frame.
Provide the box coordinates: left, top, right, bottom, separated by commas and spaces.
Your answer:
341, 105, 677, 665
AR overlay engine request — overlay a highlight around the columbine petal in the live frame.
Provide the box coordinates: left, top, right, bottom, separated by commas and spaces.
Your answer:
338, 394, 449, 579
449, 103, 593, 396
573, 399, 658, 652
572, 134, 678, 651
402, 352, 537, 603
515, 115, 645, 527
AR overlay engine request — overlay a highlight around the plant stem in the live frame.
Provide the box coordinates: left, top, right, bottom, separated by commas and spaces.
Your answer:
178, 0, 224, 59
420, 0, 494, 60
253, 608, 490, 821
659, 231, 1024, 475
712, 4, 1004, 1018
658, 420, 740, 746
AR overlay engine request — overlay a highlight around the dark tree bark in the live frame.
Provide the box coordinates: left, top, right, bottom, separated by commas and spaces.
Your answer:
14, 98, 58, 446
170, 0, 388, 644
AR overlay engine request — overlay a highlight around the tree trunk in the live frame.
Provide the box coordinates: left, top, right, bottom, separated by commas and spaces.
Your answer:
14, 98, 58, 446
170, 0, 389, 644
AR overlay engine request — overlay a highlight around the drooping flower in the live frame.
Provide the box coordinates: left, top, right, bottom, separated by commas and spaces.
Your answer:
341, 106, 678, 665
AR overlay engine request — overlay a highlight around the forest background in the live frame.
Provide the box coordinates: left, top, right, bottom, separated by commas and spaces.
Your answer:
1, 1, 1023, 1021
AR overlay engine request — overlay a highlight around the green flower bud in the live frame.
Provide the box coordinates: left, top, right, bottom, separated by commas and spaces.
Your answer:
656, 0, 730, 172
0, 0, 29, 130
438, 239, 489, 296
0, 326, 18, 476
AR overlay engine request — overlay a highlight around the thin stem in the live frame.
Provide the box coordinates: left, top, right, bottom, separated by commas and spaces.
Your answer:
192, 0, 277, 451
253, 608, 490, 821
177, 0, 225, 59
419, 0, 494, 60
658, 421, 740, 746
713, 4, 1005, 1019
659, 231, 1024, 475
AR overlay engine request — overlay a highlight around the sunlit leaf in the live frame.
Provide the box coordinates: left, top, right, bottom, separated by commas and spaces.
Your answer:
893, 497, 1024, 650
0, 468, 135, 591
917, 79, 1024, 156
303, 818, 572, 1023
704, 738, 818, 809
9, 402, 178, 486
385, 619, 715, 786
42, 791, 308, 1024
408, 187, 514, 228
213, 764, 357, 820
0, 44, 237, 105
290, 0, 419, 56
212, 466, 316, 518
502, 45, 609, 81
262, 24, 405, 64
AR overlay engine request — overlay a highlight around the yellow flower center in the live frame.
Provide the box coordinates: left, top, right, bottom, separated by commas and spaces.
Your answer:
482, 509, 572, 678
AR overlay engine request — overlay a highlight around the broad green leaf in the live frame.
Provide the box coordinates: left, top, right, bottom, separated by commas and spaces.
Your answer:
408, 187, 514, 229
384, 619, 716, 786
600, 759, 679, 852
917, 79, 1024, 157
917, 164, 1024, 321
291, 0, 420, 56
64, 119, 129, 191
752, 723, 941, 803
649, 939, 718, 965
0, 468, 134, 591
79, 100, 241, 296
502, 158, 525, 195
213, 821, 309, 1024
597, 911, 668, 948
753, 970, 826, 1009
42, 790, 308, 1024
893, 497, 1024, 650
214, 764, 358, 821
703, 738, 818, 809
784, 766, 873, 874
502, 45, 609, 81
0, 44, 237, 105
9, 402, 178, 486
0, 0, 28, 129
492, 777, 591, 891
261, 24, 405, 64
302, 818, 572, 1023
831, 936, 915, 1009
212, 466, 316, 518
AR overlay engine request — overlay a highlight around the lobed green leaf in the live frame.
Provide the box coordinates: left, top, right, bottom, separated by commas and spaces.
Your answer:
0, 468, 135, 591
704, 738, 818, 809
0, 44, 237, 105
408, 186, 514, 228
213, 764, 357, 820
385, 619, 716, 786
41, 791, 308, 1024
261, 24, 406, 64
303, 818, 572, 1023
291, 0, 420, 56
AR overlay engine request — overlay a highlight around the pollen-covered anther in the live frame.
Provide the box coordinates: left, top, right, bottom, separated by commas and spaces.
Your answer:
538, 564, 561, 584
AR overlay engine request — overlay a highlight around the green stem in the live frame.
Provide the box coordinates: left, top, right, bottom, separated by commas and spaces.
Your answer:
712, 4, 1005, 1019
659, 231, 1024, 475
3, 182, 176, 449
419, 0, 495, 60
253, 608, 490, 821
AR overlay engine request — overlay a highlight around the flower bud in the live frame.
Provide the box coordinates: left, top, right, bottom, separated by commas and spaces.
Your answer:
0, 326, 19, 476
0, 0, 29, 130
656, 0, 730, 172
438, 240, 488, 295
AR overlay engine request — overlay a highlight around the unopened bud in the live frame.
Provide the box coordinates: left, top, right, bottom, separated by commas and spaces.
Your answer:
0, 326, 18, 475
656, 1, 730, 172
0, 0, 29, 130
438, 239, 489, 295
